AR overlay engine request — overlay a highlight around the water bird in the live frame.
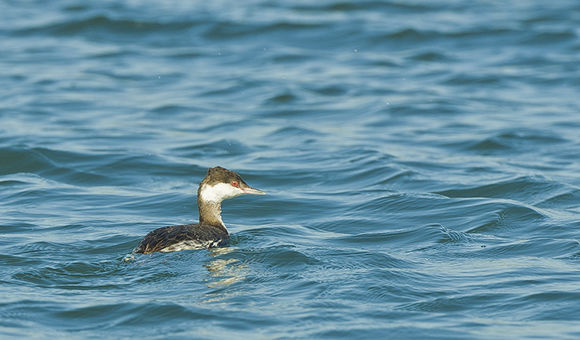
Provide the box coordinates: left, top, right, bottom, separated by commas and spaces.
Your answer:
134, 166, 265, 254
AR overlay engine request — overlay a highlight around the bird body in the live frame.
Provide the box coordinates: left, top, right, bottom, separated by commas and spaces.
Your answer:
134, 166, 264, 254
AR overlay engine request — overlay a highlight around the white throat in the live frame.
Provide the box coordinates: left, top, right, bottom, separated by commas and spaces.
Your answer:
199, 183, 243, 203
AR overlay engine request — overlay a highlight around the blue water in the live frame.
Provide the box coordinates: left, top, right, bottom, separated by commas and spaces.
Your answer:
1, 0, 580, 339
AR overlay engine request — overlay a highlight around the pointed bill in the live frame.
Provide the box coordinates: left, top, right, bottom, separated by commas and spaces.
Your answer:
242, 185, 266, 195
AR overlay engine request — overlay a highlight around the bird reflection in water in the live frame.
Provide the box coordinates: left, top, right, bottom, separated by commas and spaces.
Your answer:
201, 247, 248, 303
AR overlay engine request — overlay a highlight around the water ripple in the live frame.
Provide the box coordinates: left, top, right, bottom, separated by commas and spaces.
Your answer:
2, 0, 580, 338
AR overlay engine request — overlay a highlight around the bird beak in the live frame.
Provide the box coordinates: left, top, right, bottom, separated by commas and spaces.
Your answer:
241, 185, 265, 195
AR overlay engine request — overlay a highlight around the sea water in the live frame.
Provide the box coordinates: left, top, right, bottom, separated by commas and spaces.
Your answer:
1, 1, 579, 339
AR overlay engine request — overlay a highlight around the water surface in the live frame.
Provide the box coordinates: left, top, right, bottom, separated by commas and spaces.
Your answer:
1, 0, 580, 339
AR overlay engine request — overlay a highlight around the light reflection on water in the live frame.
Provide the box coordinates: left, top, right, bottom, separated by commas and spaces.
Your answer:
205, 248, 247, 289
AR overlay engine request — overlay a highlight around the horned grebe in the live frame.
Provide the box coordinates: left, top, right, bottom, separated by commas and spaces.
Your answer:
134, 166, 265, 254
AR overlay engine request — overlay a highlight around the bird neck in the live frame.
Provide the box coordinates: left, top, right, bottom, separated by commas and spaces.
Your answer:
197, 198, 227, 231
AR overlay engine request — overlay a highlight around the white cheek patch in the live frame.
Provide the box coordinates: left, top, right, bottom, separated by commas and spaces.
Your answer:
200, 183, 244, 202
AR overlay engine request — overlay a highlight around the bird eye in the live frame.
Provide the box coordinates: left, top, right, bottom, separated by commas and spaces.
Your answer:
232, 181, 239, 187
